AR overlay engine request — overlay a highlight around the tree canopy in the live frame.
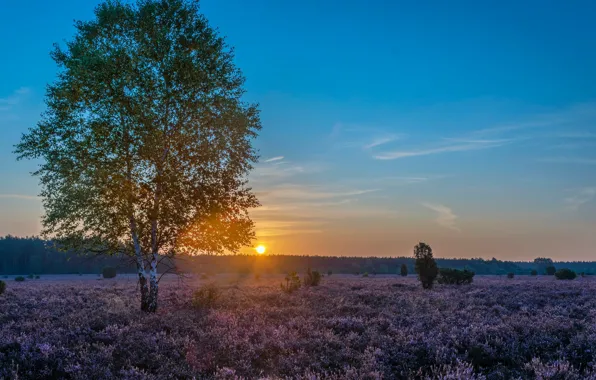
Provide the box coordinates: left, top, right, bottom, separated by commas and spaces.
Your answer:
15, 0, 261, 311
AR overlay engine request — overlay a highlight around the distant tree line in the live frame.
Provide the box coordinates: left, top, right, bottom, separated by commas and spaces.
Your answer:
2, 236, 596, 276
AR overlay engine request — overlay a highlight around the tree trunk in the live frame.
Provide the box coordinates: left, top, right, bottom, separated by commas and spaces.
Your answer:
130, 217, 150, 312
147, 252, 159, 312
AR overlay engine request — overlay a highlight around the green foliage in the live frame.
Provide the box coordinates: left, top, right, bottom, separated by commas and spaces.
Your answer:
0, 280, 5, 295
14, 0, 261, 313
362, 272, 369, 277
437, 268, 475, 285
507, 272, 514, 279
400, 263, 408, 277
15, 276, 25, 282
281, 271, 301, 294
102, 267, 117, 279
192, 283, 220, 309
28, 274, 34, 279
530, 269, 538, 276
414, 242, 438, 289
546, 266, 557, 276
555, 268, 577, 280
304, 268, 322, 286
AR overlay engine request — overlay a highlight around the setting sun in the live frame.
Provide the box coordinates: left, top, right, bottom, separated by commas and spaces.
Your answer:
255, 245, 266, 255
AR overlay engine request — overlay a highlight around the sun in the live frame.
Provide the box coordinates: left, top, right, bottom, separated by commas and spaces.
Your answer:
255, 245, 266, 255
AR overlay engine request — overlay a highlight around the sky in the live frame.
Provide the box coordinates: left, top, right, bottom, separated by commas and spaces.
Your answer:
1, 0, 596, 260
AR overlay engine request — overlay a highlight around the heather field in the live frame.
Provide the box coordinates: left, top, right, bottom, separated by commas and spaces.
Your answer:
2, 275, 596, 379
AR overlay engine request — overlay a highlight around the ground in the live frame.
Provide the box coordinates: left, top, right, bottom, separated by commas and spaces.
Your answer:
1, 274, 596, 379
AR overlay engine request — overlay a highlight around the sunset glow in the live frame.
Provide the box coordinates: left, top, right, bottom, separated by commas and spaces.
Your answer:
255, 245, 266, 255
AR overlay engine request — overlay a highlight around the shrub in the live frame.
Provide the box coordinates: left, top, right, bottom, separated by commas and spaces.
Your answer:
281, 271, 301, 293
437, 268, 475, 285
15, 276, 25, 282
546, 266, 556, 276
0, 280, 5, 295
35, 275, 40, 279
530, 269, 538, 276
362, 272, 369, 277
414, 242, 438, 289
400, 264, 408, 277
507, 272, 514, 279
327, 270, 332, 276
102, 267, 117, 279
580, 272, 585, 278
555, 268, 577, 280
304, 268, 321, 286
28, 274, 34, 279
192, 283, 220, 309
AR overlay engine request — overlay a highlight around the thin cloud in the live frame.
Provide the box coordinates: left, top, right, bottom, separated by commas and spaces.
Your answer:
538, 157, 596, 165
374, 139, 509, 160
0, 87, 30, 107
422, 202, 460, 232
264, 156, 284, 163
0, 193, 40, 200
564, 188, 596, 210
261, 184, 379, 201
363, 135, 401, 149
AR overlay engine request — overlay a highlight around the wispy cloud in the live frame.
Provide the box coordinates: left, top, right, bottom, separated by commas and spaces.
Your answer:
264, 156, 284, 163
259, 184, 378, 201
538, 157, 596, 165
363, 134, 401, 149
374, 139, 510, 160
0, 87, 30, 111
564, 188, 596, 210
0, 193, 40, 200
422, 202, 460, 232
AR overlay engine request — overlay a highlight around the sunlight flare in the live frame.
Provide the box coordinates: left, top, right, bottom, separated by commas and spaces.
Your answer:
255, 245, 266, 254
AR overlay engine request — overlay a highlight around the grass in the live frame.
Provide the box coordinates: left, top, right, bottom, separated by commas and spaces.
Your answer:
1, 275, 596, 379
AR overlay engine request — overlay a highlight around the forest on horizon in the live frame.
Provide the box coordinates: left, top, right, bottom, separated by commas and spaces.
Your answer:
2, 235, 595, 276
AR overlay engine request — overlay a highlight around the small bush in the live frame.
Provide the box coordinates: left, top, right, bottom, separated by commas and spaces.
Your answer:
400, 264, 408, 277
362, 272, 369, 277
0, 280, 5, 295
530, 269, 537, 276
580, 272, 585, 278
15, 276, 25, 282
192, 283, 220, 309
555, 268, 577, 280
304, 268, 322, 286
546, 266, 556, 276
35, 275, 40, 279
102, 267, 117, 279
28, 274, 34, 279
327, 270, 332, 276
507, 272, 514, 279
414, 242, 438, 289
281, 271, 301, 293
437, 268, 475, 285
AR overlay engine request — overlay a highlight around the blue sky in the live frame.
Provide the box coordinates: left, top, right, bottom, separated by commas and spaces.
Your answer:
1, 0, 596, 259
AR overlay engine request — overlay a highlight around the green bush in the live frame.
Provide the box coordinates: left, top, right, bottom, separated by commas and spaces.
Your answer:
15, 276, 25, 282
304, 268, 322, 286
437, 268, 475, 285
362, 272, 369, 277
192, 283, 220, 309
545, 266, 556, 276
281, 271, 301, 293
555, 268, 577, 280
102, 267, 117, 279
414, 242, 438, 289
27, 274, 34, 279
507, 272, 514, 279
400, 264, 408, 277
530, 269, 537, 276
0, 280, 6, 295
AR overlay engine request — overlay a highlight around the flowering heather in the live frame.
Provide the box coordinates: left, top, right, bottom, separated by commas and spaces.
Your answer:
1, 275, 596, 379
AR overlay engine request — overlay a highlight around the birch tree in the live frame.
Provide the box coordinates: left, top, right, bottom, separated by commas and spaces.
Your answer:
15, 0, 261, 312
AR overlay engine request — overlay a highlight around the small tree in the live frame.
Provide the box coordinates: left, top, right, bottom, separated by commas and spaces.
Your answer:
507, 272, 514, 279
0, 280, 6, 295
15, 0, 261, 313
546, 266, 556, 276
400, 263, 408, 277
530, 269, 537, 276
555, 268, 577, 280
304, 268, 322, 286
437, 268, 475, 285
281, 271, 301, 293
414, 242, 438, 289
102, 267, 117, 279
